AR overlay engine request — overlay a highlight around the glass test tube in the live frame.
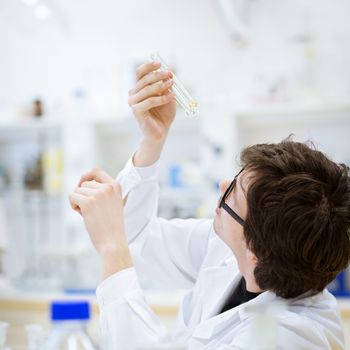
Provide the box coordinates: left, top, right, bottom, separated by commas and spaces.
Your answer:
150, 52, 198, 116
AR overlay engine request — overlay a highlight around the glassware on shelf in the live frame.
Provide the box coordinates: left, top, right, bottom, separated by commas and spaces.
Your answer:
25, 324, 47, 350
0, 322, 10, 350
150, 52, 198, 117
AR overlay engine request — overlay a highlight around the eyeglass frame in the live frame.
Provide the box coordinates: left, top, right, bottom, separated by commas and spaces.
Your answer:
218, 168, 245, 227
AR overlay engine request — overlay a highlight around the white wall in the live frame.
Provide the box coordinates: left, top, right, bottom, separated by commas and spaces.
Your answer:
0, 0, 349, 176
1, 0, 350, 116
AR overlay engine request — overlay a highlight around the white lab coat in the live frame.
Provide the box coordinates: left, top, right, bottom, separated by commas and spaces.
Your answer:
96, 157, 345, 350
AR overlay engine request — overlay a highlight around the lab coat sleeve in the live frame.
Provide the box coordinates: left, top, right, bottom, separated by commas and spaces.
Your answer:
116, 156, 213, 289
96, 267, 168, 350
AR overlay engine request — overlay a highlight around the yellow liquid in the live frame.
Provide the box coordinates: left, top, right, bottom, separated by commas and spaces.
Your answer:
188, 101, 198, 115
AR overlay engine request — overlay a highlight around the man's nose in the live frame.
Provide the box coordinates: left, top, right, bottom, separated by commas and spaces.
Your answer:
219, 180, 231, 195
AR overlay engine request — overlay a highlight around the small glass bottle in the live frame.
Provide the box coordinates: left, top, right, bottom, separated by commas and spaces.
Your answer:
25, 324, 46, 350
39, 301, 99, 350
0, 322, 11, 350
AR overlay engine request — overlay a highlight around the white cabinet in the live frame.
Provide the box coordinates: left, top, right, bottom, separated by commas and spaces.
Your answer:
232, 103, 350, 165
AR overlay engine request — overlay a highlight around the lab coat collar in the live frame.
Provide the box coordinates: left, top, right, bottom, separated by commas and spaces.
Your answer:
192, 303, 241, 340
238, 288, 317, 321
193, 288, 322, 341
192, 291, 278, 340
238, 290, 282, 320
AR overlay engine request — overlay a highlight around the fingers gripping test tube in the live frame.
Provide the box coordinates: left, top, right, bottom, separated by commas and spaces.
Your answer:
150, 52, 198, 116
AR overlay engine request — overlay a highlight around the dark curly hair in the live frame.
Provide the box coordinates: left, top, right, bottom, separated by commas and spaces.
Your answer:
240, 139, 350, 298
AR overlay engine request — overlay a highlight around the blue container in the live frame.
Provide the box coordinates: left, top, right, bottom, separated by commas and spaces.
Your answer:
39, 301, 98, 349
51, 301, 90, 321
328, 270, 350, 297
169, 164, 183, 188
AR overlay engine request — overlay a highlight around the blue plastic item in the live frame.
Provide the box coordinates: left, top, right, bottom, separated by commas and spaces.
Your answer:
51, 301, 90, 321
328, 270, 350, 297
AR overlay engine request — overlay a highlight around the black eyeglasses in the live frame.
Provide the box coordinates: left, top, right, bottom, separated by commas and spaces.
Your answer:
218, 169, 245, 226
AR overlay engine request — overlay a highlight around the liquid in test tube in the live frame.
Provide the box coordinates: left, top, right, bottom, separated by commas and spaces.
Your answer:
150, 52, 198, 116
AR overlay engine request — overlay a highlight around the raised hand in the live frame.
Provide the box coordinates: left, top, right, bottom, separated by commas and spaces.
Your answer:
128, 61, 176, 142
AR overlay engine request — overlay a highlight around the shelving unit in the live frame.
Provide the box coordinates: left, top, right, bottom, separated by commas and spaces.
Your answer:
0, 116, 207, 291
0, 120, 104, 290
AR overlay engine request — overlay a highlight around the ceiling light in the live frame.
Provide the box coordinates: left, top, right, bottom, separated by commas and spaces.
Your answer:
34, 4, 52, 20
22, 0, 38, 6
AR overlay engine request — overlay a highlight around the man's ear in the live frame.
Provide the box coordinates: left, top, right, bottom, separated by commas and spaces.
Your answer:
247, 249, 258, 265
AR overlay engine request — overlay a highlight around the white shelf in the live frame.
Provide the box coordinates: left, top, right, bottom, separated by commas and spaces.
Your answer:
0, 119, 62, 131
235, 102, 350, 128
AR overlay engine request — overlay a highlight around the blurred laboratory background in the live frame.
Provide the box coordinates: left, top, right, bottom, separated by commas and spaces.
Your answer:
0, 0, 350, 348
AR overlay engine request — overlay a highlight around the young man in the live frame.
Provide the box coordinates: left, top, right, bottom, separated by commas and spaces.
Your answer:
69, 61, 350, 349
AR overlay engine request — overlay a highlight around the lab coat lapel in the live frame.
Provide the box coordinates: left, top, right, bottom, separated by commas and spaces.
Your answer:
175, 237, 241, 343
175, 255, 240, 342
192, 305, 241, 340
199, 256, 241, 322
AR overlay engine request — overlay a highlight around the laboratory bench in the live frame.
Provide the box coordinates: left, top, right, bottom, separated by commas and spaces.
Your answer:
0, 277, 182, 350
1, 277, 350, 349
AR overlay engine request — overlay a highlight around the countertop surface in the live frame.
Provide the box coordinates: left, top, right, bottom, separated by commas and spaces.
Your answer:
2, 275, 350, 316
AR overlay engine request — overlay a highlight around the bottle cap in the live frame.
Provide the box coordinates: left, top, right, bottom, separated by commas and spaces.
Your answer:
51, 301, 90, 321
